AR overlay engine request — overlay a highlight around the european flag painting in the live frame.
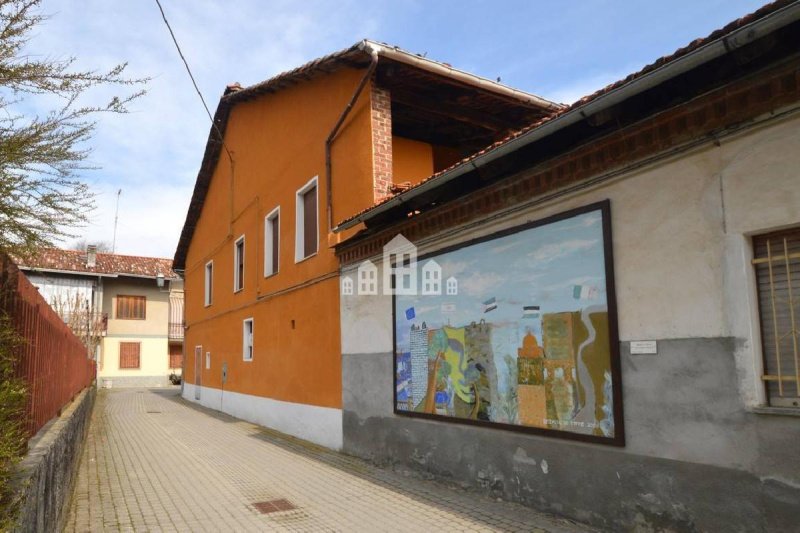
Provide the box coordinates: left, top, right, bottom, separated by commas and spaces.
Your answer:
405, 307, 415, 320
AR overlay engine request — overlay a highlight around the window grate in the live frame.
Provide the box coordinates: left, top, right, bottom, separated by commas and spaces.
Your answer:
753, 228, 800, 407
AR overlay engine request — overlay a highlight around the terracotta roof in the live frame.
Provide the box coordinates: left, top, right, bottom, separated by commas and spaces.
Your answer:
18, 248, 177, 279
335, 0, 797, 229
172, 39, 560, 271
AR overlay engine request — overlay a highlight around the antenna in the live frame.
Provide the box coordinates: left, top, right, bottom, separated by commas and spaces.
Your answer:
112, 189, 121, 253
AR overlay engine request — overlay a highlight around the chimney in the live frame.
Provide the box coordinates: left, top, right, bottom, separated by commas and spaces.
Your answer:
86, 245, 97, 268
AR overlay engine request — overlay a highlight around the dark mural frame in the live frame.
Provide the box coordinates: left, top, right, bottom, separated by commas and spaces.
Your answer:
392, 200, 624, 446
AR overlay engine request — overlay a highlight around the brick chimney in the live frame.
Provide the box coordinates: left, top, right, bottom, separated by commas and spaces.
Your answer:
86, 245, 97, 268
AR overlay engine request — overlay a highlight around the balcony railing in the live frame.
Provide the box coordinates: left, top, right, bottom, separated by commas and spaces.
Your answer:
168, 321, 184, 340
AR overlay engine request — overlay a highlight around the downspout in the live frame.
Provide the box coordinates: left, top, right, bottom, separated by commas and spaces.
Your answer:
325, 45, 379, 232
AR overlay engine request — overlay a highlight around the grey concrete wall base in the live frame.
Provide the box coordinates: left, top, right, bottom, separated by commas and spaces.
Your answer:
10, 385, 96, 533
342, 339, 800, 532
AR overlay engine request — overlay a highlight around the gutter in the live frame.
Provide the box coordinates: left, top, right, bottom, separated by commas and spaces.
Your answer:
361, 40, 562, 111
18, 266, 178, 281
335, 2, 800, 232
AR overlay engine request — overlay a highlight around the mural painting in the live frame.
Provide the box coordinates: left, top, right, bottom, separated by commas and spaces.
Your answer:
393, 202, 623, 444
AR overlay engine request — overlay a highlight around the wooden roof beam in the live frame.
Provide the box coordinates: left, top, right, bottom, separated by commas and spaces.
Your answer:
391, 90, 510, 132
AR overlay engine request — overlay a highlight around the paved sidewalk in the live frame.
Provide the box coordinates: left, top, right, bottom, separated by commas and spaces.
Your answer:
65, 388, 593, 532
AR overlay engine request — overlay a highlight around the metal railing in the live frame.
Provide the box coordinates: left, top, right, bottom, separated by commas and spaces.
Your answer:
0, 256, 96, 437
168, 321, 184, 340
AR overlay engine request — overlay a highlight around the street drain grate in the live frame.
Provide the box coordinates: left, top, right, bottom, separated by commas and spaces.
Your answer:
253, 499, 297, 514
146, 410, 162, 414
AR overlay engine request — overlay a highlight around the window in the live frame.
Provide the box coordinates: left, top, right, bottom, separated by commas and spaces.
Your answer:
119, 342, 141, 369
359, 268, 377, 295
205, 351, 211, 370
204, 261, 213, 306
265, 207, 280, 276
295, 177, 318, 261
234, 235, 245, 292
243, 318, 254, 361
116, 295, 146, 320
169, 344, 183, 369
423, 265, 441, 295
753, 228, 800, 408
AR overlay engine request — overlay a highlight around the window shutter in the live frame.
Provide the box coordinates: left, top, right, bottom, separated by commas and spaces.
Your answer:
120, 342, 141, 369
117, 295, 146, 319
271, 215, 279, 273
754, 228, 800, 407
303, 186, 317, 257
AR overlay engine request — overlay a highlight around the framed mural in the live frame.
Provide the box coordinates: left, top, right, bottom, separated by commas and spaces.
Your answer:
393, 200, 624, 446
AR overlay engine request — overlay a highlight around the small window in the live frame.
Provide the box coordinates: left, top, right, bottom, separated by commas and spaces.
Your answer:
116, 295, 146, 320
243, 318, 254, 361
265, 207, 280, 276
119, 342, 141, 369
234, 235, 245, 292
205, 351, 211, 370
295, 177, 318, 261
204, 261, 213, 306
753, 228, 800, 408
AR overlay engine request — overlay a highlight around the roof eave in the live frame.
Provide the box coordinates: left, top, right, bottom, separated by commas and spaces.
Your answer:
334, 0, 800, 232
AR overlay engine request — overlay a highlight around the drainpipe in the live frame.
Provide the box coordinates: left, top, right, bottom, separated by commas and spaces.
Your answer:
325, 47, 379, 232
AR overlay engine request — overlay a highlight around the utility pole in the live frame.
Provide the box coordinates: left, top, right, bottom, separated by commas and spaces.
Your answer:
112, 189, 121, 254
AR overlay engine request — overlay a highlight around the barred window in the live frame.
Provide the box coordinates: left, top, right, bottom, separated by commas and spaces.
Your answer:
116, 295, 146, 320
119, 342, 141, 369
753, 228, 800, 408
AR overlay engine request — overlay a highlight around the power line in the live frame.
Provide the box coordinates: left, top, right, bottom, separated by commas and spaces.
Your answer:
154, 0, 233, 162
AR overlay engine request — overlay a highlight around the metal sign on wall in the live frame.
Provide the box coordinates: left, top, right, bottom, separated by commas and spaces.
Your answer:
392, 201, 624, 445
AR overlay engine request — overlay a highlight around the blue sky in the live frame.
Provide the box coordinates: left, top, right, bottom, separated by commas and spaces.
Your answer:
28, 0, 766, 258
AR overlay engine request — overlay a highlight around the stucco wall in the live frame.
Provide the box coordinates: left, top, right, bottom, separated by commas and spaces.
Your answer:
99, 278, 172, 385
339, 112, 800, 530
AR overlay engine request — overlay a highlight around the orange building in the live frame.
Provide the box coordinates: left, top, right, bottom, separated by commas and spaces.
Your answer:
172, 40, 558, 449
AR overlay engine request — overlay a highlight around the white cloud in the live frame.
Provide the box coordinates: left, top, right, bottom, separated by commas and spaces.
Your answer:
438, 259, 472, 279
459, 271, 504, 297
30, 0, 383, 258
527, 239, 598, 265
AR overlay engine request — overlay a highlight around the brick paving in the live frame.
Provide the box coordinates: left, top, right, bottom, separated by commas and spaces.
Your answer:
65, 388, 593, 532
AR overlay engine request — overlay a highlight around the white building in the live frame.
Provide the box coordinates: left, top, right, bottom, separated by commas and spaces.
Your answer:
446, 276, 458, 295
421, 260, 442, 295
357, 260, 378, 295
382, 234, 417, 295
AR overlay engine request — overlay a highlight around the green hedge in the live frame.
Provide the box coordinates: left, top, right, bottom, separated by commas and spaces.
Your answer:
0, 314, 27, 529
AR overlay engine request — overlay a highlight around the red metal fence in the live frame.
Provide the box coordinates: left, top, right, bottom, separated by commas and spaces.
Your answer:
0, 256, 96, 437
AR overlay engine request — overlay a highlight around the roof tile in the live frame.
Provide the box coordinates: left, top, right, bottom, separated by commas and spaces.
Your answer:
19, 248, 177, 278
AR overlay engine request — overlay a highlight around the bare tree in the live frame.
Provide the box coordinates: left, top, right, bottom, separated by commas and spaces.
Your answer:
0, 0, 148, 259
48, 293, 106, 359
69, 239, 112, 253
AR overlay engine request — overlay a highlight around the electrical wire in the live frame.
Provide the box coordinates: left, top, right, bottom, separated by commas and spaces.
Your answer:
154, 0, 233, 162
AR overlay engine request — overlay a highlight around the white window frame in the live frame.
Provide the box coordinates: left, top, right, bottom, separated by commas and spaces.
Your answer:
264, 206, 280, 277
204, 260, 213, 306
242, 318, 254, 361
295, 176, 319, 263
205, 351, 211, 370
234, 235, 245, 292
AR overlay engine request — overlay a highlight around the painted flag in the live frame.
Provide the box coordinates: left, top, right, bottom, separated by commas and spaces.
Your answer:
572, 285, 598, 300
483, 297, 497, 313
522, 305, 540, 319
405, 307, 415, 320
